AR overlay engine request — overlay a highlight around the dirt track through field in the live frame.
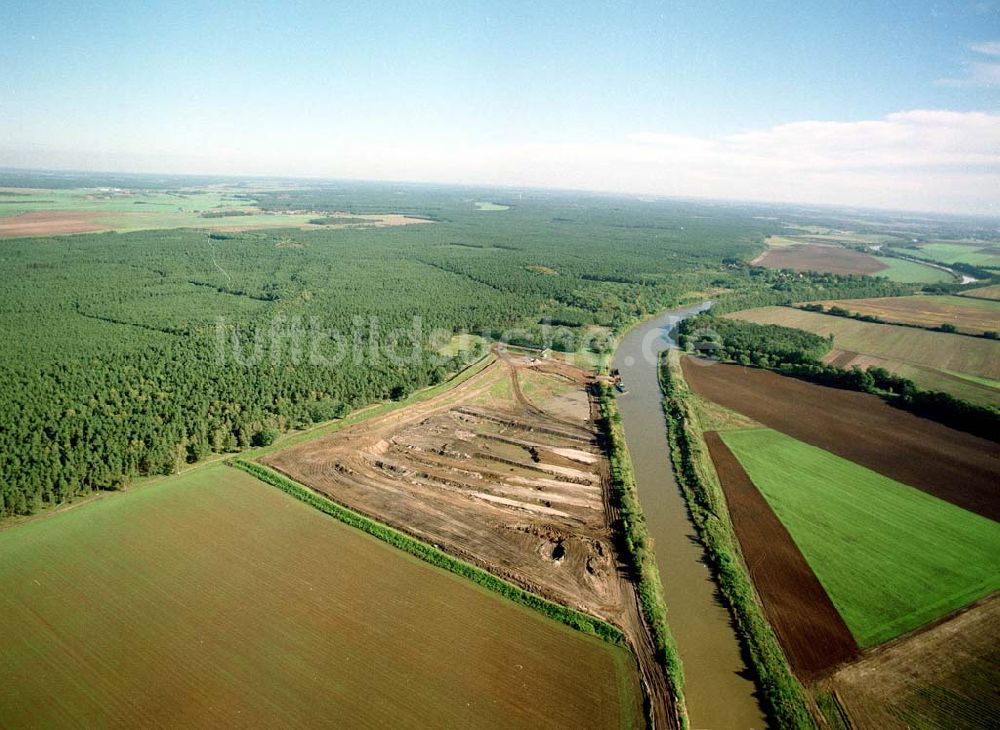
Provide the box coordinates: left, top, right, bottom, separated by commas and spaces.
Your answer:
682, 359, 1000, 522
704, 431, 859, 678
264, 353, 676, 727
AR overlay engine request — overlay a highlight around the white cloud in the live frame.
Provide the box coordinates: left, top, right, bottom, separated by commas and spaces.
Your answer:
970, 41, 1000, 56
476, 109, 1000, 215
3, 110, 998, 216
937, 40, 1000, 87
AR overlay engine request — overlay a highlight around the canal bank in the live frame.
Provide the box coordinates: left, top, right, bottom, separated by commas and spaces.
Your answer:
612, 303, 767, 729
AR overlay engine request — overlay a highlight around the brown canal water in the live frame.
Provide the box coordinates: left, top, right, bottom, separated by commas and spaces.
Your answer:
612, 304, 767, 730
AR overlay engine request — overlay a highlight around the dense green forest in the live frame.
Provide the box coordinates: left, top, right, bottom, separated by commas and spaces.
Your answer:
679, 314, 833, 366
1, 183, 780, 516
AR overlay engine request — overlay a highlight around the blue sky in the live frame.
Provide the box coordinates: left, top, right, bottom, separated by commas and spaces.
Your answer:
2, 1, 998, 213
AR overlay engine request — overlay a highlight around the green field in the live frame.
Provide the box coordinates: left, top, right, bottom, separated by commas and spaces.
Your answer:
728, 307, 1000, 405
911, 242, 1000, 269
0, 186, 394, 234
720, 428, 1000, 647
872, 256, 954, 283
0, 464, 642, 728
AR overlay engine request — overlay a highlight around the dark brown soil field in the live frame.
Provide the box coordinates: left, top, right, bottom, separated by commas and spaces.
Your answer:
265, 352, 677, 727
704, 431, 859, 678
820, 594, 1000, 729
682, 358, 1000, 521
753, 244, 887, 275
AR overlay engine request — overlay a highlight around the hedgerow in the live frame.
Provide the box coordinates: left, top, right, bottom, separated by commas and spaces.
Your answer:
230, 459, 626, 645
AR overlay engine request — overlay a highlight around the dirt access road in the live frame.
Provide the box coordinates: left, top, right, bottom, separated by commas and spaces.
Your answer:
264, 352, 678, 728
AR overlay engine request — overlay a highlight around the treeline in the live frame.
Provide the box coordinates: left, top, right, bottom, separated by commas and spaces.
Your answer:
800, 302, 999, 339
658, 352, 815, 729
678, 313, 832, 367
773, 362, 1000, 441
200, 209, 255, 218
596, 384, 687, 728
712, 268, 914, 315
682, 314, 1000, 442
232, 460, 625, 644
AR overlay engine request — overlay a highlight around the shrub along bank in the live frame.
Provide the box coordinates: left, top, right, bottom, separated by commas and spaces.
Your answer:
658, 351, 815, 729
596, 383, 688, 728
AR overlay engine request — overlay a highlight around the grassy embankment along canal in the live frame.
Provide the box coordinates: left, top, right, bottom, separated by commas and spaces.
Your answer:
659, 349, 815, 728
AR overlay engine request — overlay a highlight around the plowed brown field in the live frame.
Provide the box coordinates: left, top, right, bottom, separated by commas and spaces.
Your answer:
682, 358, 1000, 521
0, 210, 120, 236
813, 295, 1000, 335
704, 431, 858, 678
753, 244, 886, 275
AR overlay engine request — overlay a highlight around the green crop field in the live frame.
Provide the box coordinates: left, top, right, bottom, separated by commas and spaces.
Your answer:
728, 306, 1000, 405
911, 242, 1000, 269
720, 428, 1000, 647
872, 256, 954, 283
0, 463, 642, 728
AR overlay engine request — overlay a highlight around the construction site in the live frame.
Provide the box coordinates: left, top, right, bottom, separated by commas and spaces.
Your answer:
263, 351, 675, 726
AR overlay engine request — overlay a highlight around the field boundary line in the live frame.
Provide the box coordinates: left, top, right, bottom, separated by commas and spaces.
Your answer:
229, 459, 631, 647
658, 349, 816, 728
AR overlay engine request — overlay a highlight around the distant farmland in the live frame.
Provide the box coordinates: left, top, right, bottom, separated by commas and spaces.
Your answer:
963, 283, 1000, 301
0, 187, 430, 238
0, 464, 643, 728
909, 241, 1000, 269
869, 256, 954, 283
812, 295, 1000, 336
752, 237, 887, 275
720, 428, 1000, 647
727, 306, 1000, 406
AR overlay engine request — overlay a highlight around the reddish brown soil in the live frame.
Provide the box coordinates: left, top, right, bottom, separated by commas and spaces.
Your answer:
754, 245, 887, 275
0, 211, 120, 237
705, 431, 859, 678
682, 358, 1000, 521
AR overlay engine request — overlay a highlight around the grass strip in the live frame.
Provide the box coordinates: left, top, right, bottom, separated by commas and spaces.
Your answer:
596, 383, 688, 728
230, 459, 627, 646
658, 350, 815, 729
